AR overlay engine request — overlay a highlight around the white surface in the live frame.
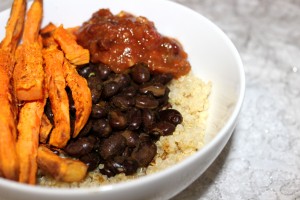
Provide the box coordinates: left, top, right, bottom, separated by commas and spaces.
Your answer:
171, 0, 300, 199
0, 0, 244, 199
0, 0, 11, 11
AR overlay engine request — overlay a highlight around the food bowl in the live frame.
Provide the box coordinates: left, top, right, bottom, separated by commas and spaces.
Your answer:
0, 0, 245, 199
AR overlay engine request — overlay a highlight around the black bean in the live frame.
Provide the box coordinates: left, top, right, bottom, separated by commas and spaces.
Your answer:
72, 60, 184, 178
102, 81, 120, 99
142, 109, 156, 129
135, 95, 159, 109
114, 156, 139, 175
87, 75, 102, 103
91, 101, 108, 118
100, 156, 139, 177
131, 141, 157, 167
158, 109, 183, 125
130, 63, 150, 84
97, 63, 111, 80
99, 134, 127, 159
139, 133, 151, 142
108, 110, 128, 130
157, 87, 170, 106
120, 85, 138, 97
122, 158, 139, 175
111, 73, 131, 90
151, 73, 173, 85
77, 64, 98, 79
149, 121, 176, 136
111, 95, 135, 110
139, 83, 166, 97
80, 152, 101, 171
77, 119, 93, 137
90, 87, 102, 104
127, 108, 142, 131
122, 147, 133, 157
119, 130, 140, 147
64, 137, 95, 157
92, 136, 101, 152
99, 163, 116, 177
92, 119, 112, 138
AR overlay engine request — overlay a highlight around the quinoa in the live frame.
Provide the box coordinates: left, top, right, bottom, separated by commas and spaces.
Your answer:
38, 71, 211, 187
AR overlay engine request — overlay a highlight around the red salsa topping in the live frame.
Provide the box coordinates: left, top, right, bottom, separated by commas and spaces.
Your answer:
76, 9, 191, 78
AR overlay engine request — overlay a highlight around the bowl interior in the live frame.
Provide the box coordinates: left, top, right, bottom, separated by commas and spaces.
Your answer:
0, 0, 244, 199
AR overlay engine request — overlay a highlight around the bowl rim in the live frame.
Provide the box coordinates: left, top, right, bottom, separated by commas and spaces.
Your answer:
0, 0, 245, 195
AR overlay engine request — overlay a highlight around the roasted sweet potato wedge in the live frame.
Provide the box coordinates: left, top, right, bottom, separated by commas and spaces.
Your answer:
16, 100, 45, 184
63, 60, 92, 138
22, 0, 43, 44
39, 114, 53, 144
0, 0, 26, 52
37, 146, 88, 182
53, 25, 89, 65
14, 0, 45, 184
13, 42, 44, 101
0, 0, 26, 181
13, 0, 44, 101
0, 52, 19, 180
43, 47, 70, 148
40, 23, 58, 48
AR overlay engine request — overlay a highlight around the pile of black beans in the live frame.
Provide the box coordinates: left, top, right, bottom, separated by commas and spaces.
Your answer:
45, 63, 183, 177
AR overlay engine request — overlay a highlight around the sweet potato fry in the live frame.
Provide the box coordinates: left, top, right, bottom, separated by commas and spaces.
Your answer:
0, 51, 19, 181
37, 146, 87, 182
0, 0, 26, 52
40, 23, 57, 35
13, 0, 44, 101
40, 23, 58, 48
53, 25, 90, 65
16, 100, 45, 184
66, 26, 80, 38
43, 47, 70, 148
22, 0, 43, 44
14, 0, 45, 184
39, 114, 53, 144
63, 60, 92, 138
0, 0, 26, 181
13, 43, 44, 101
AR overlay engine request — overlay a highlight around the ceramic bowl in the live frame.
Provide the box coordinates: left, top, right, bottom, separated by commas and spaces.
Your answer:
0, 0, 245, 199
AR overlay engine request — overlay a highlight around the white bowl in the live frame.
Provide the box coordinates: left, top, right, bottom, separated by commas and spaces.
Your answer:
0, 0, 245, 199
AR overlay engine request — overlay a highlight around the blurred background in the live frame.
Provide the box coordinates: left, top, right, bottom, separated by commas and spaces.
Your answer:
1, 0, 300, 199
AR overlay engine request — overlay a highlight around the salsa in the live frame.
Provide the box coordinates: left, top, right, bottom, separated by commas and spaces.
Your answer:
76, 9, 191, 78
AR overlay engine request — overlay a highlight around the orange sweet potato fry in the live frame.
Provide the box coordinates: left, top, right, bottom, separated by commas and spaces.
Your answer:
66, 26, 80, 38
0, 0, 26, 52
40, 22, 57, 35
14, 0, 45, 184
43, 47, 71, 148
16, 100, 45, 184
22, 0, 43, 44
13, 43, 44, 101
53, 25, 90, 65
37, 146, 88, 182
63, 60, 92, 138
0, 0, 26, 181
39, 114, 53, 144
0, 51, 19, 181
13, 0, 44, 101
40, 23, 58, 48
